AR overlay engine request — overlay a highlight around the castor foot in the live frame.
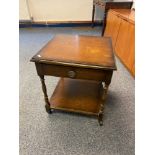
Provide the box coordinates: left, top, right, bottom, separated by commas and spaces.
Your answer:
98, 120, 103, 126
98, 113, 103, 126
45, 104, 52, 114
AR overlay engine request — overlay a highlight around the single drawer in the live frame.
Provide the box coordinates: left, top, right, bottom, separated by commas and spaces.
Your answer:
35, 63, 110, 81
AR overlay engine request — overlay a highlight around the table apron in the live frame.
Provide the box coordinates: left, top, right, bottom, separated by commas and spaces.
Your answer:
35, 63, 113, 82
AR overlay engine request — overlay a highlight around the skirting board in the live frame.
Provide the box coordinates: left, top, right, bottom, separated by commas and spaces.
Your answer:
19, 21, 103, 28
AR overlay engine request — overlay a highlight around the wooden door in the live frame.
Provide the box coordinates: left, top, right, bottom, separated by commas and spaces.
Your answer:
104, 11, 121, 47
115, 18, 135, 76
115, 18, 129, 64
126, 23, 135, 75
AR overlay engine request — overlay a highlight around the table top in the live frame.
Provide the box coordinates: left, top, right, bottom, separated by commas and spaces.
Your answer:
110, 9, 135, 24
31, 35, 117, 70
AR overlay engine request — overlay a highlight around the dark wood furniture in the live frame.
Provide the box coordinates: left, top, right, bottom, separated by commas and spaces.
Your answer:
31, 34, 117, 126
92, 0, 133, 36
104, 9, 135, 76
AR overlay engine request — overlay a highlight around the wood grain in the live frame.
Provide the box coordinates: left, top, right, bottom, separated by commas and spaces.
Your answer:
50, 78, 103, 115
35, 63, 112, 81
31, 34, 117, 125
115, 18, 130, 63
104, 11, 121, 47
115, 17, 135, 75
104, 9, 135, 77
31, 35, 116, 70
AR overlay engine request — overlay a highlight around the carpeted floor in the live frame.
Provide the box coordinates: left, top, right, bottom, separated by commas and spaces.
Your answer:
19, 27, 135, 155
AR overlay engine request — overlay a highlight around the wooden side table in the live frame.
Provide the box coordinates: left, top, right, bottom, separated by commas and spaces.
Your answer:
92, 0, 133, 36
30, 35, 117, 126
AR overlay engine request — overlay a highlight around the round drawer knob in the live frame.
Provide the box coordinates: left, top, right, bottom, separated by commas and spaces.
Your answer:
68, 71, 76, 78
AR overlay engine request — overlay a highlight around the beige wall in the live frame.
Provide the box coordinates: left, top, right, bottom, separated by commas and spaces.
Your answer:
19, 0, 103, 22
19, 0, 31, 20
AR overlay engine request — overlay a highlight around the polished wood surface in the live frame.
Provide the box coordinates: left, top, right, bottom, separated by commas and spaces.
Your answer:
35, 63, 113, 81
115, 17, 130, 61
110, 9, 135, 24
50, 78, 102, 115
128, 9, 135, 23
115, 18, 135, 76
104, 11, 121, 47
39, 75, 51, 113
104, 9, 135, 76
31, 35, 116, 70
31, 35, 117, 125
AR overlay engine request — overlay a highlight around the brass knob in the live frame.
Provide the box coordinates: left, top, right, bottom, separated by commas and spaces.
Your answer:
68, 71, 76, 78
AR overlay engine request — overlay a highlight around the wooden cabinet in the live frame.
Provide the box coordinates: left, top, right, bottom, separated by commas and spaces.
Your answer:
115, 18, 135, 76
126, 23, 135, 76
104, 9, 135, 77
132, 63, 135, 76
104, 11, 121, 47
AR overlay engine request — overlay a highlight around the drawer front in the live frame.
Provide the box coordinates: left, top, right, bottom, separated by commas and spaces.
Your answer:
35, 63, 108, 81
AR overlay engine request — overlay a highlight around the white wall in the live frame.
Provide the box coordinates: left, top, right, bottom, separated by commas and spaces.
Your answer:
19, 0, 31, 20
19, 0, 103, 22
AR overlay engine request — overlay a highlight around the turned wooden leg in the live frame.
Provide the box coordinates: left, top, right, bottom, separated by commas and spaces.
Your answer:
92, 4, 95, 28
39, 75, 52, 114
98, 83, 109, 126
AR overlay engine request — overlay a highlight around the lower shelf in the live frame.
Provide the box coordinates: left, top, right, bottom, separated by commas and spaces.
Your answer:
50, 78, 103, 115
